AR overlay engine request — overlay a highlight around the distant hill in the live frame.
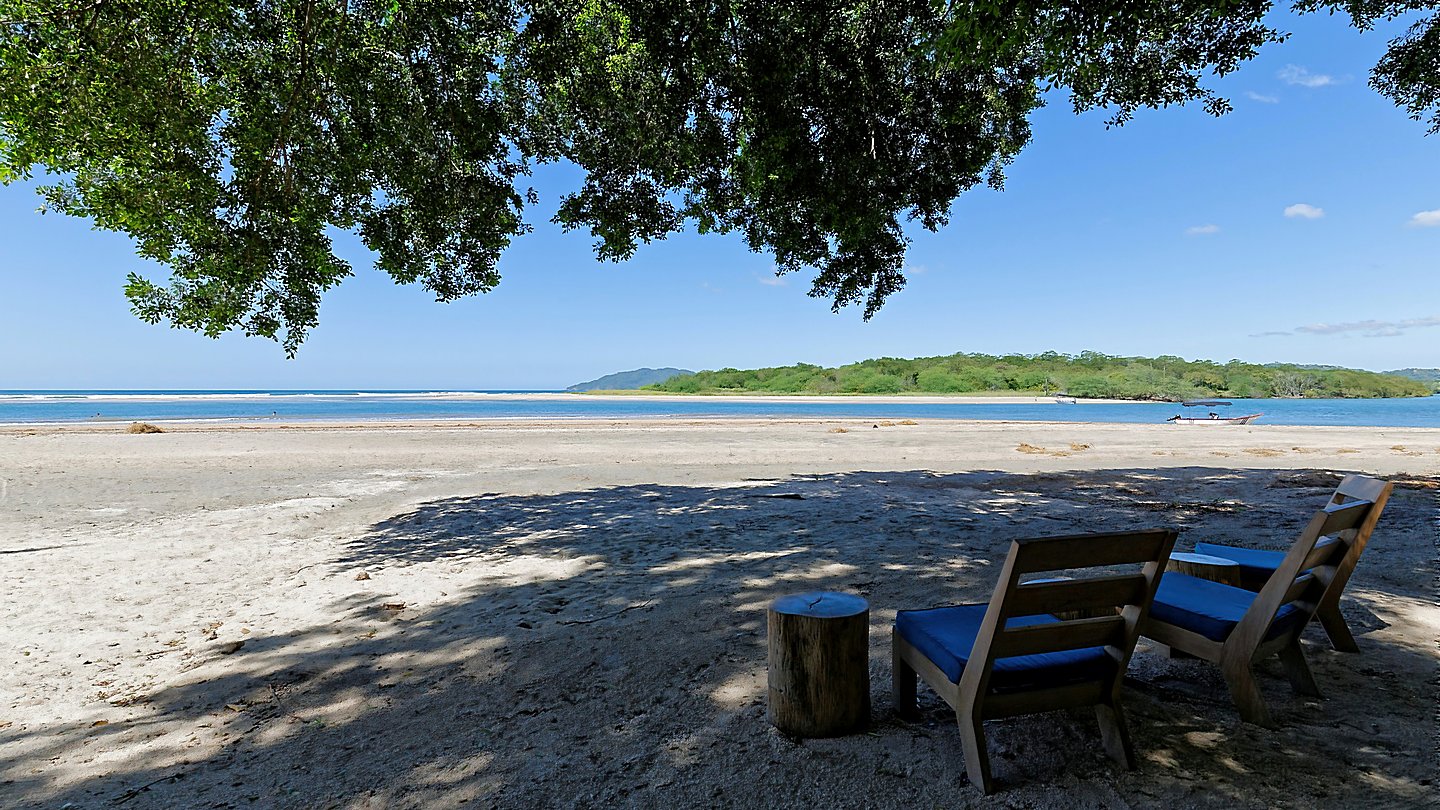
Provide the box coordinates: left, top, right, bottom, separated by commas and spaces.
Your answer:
1384, 368, 1440, 382
1265, 362, 1345, 371
568, 367, 694, 391
1385, 368, 1440, 392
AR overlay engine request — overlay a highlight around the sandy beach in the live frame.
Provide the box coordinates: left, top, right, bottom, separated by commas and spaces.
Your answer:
1, 418, 1436, 808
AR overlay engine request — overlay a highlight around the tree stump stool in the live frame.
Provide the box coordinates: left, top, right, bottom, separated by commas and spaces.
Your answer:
1167, 552, 1242, 587
767, 591, 870, 738
1159, 553, 1243, 659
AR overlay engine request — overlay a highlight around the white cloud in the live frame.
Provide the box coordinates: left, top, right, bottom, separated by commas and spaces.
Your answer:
1284, 203, 1324, 219
1245, 91, 1279, 104
905, 264, 930, 275
1278, 65, 1334, 88
1407, 209, 1440, 227
1185, 224, 1220, 236
757, 273, 787, 287
1290, 316, 1440, 338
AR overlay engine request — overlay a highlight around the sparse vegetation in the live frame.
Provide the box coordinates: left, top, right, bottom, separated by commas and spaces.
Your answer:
127, 422, 165, 434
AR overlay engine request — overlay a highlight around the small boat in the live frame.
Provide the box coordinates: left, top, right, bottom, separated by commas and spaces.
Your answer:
1166, 412, 1263, 425
1053, 393, 1078, 404
1167, 399, 1260, 424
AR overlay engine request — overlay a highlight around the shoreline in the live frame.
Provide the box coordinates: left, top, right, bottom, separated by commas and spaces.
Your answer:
0, 390, 1140, 405
5, 392, 1434, 430
565, 392, 1138, 404
6, 414, 1440, 437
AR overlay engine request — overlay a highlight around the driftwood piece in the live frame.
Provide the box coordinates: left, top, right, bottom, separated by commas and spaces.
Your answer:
767, 592, 870, 738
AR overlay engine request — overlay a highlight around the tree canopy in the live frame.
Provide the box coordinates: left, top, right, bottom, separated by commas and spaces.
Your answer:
646, 351, 1434, 399
1, 1, 1435, 353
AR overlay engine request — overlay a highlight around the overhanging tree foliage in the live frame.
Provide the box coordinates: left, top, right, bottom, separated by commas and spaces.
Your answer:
2, 0, 529, 353
1, 1, 1435, 353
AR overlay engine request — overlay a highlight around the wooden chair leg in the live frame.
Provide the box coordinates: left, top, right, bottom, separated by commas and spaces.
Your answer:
892, 646, 918, 719
1316, 601, 1359, 653
956, 710, 993, 794
1094, 702, 1136, 769
1278, 640, 1322, 697
1221, 661, 1274, 727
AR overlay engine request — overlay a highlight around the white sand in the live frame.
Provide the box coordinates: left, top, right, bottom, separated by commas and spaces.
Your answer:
1, 419, 1436, 808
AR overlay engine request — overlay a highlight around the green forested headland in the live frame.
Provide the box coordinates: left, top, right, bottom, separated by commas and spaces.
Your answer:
647, 352, 1432, 400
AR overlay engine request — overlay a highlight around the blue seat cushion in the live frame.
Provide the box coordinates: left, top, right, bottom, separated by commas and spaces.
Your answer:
1150, 573, 1306, 643
894, 604, 1114, 689
1194, 540, 1337, 584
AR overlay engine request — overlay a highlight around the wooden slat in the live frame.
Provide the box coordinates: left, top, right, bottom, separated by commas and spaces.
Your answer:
1007, 574, 1148, 617
1140, 616, 1225, 660
1281, 573, 1320, 605
1300, 537, 1344, 572
992, 615, 1126, 658
983, 682, 1108, 719
1011, 530, 1175, 575
1316, 500, 1371, 536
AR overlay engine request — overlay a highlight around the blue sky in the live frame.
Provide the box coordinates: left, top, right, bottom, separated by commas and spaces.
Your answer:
2, 10, 1437, 389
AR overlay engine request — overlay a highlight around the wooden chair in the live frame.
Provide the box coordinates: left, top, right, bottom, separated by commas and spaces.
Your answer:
893, 529, 1177, 794
1192, 474, 1392, 652
1142, 498, 1378, 727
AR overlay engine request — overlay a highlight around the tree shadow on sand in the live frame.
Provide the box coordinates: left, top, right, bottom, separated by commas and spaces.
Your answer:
3, 467, 1435, 808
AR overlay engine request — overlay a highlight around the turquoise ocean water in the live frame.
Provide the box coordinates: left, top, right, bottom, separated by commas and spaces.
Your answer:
2, 391, 1438, 427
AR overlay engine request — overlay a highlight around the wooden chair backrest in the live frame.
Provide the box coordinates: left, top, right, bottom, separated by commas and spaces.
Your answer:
959, 530, 1178, 699
1330, 474, 1390, 507
1229, 499, 1375, 652
1320, 472, 1393, 602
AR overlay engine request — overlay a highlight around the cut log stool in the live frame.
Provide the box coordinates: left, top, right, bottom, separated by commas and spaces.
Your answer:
1167, 552, 1242, 587
767, 591, 871, 737
1157, 552, 1243, 659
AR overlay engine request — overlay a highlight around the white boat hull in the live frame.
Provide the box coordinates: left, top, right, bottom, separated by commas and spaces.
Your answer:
1167, 413, 1263, 425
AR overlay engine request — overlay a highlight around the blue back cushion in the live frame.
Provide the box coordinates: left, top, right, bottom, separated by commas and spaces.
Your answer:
1150, 573, 1306, 642
895, 603, 1114, 689
1193, 542, 1287, 583
1193, 539, 1339, 584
